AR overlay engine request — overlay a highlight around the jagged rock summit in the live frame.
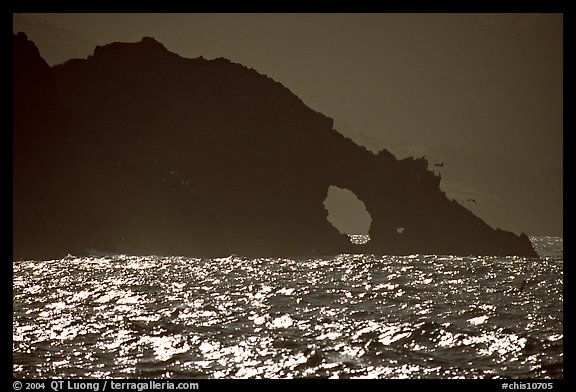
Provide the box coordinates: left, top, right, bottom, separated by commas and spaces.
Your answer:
13, 34, 538, 260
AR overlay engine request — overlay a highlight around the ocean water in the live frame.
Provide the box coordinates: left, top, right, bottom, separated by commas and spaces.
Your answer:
13, 236, 563, 379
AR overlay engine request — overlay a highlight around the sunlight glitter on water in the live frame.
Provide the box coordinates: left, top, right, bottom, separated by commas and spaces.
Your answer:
13, 237, 562, 378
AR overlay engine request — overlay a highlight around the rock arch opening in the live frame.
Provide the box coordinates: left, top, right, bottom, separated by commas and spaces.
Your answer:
323, 185, 372, 244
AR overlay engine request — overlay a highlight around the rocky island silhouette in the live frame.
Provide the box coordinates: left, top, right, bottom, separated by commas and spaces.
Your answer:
13, 33, 537, 260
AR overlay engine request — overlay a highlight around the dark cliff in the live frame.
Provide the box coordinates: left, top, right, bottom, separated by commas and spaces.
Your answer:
13, 33, 228, 260
13, 34, 538, 260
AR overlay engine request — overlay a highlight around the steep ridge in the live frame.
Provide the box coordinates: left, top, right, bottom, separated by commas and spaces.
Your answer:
13, 33, 228, 260
13, 34, 537, 259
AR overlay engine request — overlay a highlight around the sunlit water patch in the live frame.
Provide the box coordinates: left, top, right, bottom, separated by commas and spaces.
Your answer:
13, 237, 562, 378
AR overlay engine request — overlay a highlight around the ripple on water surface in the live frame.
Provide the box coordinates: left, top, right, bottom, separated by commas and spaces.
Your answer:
13, 237, 563, 378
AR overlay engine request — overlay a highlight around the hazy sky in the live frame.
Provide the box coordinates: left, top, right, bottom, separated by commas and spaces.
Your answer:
17, 13, 563, 170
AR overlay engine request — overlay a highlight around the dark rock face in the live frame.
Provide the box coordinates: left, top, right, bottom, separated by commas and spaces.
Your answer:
13, 33, 228, 260
13, 34, 538, 260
